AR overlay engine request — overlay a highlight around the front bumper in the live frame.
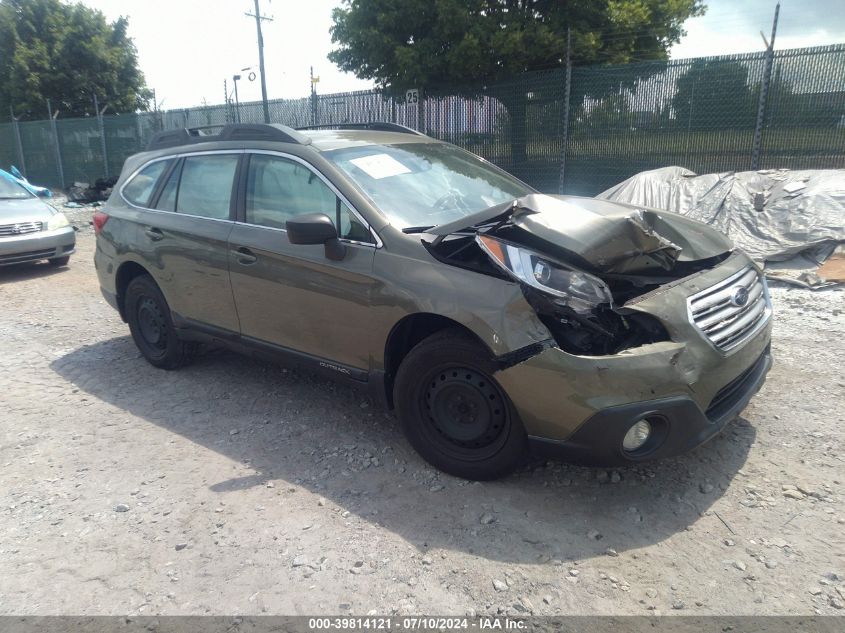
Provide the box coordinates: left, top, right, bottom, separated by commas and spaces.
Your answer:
495, 252, 773, 465
0, 226, 76, 265
528, 347, 771, 465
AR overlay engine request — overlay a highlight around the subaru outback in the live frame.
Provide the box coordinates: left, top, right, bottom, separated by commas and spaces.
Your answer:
94, 122, 772, 480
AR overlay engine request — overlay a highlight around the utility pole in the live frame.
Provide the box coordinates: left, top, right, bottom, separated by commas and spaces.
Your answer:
246, 0, 273, 123
751, 1, 780, 170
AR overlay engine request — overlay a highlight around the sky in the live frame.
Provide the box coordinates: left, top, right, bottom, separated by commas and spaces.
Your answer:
81, 0, 845, 110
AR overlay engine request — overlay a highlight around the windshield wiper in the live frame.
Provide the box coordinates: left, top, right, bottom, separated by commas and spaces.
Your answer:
402, 225, 435, 234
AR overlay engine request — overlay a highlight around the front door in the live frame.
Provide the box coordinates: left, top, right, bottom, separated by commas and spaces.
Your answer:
227, 153, 378, 373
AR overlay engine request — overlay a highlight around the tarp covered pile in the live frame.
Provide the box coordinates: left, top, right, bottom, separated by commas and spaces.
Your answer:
597, 167, 845, 286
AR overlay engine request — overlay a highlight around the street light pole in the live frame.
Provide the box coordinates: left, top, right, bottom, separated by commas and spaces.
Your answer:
246, 0, 273, 124
232, 74, 242, 123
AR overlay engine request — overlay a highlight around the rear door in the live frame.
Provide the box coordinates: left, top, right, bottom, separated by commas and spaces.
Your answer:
139, 151, 241, 332
227, 152, 378, 373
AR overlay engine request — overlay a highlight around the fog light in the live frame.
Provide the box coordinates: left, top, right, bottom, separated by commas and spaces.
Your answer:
622, 419, 651, 452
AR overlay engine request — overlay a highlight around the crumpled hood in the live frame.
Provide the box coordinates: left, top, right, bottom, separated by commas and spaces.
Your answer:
0, 196, 56, 225
509, 194, 733, 274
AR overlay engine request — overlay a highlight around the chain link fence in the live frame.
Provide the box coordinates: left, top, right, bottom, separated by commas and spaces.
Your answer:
2, 44, 843, 195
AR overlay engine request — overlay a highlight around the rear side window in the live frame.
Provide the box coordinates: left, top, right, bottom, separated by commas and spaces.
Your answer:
123, 160, 171, 207
176, 155, 239, 220
154, 162, 180, 212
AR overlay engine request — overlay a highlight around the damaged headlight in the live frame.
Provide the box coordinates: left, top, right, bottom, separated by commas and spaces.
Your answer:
476, 235, 613, 314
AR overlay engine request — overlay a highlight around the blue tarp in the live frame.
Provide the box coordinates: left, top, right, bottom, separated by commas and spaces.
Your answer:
2, 166, 52, 197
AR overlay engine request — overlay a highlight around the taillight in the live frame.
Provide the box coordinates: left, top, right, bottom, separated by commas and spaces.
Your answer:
93, 212, 109, 235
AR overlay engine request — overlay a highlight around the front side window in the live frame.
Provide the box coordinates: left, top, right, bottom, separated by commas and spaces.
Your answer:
123, 160, 171, 207
324, 142, 532, 229
245, 154, 372, 242
176, 154, 239, 220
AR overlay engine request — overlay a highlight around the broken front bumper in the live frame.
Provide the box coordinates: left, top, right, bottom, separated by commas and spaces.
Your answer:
526, 347, 771, 465
494, 253, 773, 466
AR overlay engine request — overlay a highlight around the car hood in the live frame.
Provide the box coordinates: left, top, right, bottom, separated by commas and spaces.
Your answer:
429, 193, 733, 274
0, 196, 55, 224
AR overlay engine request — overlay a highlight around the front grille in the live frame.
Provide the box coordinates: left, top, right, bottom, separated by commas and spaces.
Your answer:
0, 221, 43, 236
688, 266, 771, 352
0, 248, 56, 265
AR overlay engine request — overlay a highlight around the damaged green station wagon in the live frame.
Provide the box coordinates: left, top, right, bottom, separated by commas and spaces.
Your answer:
95, 123, 772, 480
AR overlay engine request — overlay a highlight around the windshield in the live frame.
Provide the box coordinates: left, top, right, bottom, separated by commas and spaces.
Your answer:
324, 142, 532, 229
0, 174, 33, 201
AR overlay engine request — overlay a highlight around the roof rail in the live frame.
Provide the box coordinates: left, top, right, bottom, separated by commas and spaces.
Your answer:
146, 123, 310, 151
295, 122, 425, 136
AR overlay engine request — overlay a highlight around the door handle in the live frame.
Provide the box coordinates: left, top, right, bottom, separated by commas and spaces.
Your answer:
144, 227, 164, 241
232, 247, 258, 265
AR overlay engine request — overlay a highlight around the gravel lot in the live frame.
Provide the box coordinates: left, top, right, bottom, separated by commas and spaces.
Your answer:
1, 224, 843, 616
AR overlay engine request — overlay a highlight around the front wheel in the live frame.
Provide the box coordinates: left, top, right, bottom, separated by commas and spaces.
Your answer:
125, 275, 196, 369
393, 330, 528, 480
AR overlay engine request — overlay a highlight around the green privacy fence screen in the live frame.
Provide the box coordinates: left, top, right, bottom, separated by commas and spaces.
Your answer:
2, 44, 843, 195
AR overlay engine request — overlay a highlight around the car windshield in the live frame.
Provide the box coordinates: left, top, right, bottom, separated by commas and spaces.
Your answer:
324, 142, 532, 229
0, 174, 33, 201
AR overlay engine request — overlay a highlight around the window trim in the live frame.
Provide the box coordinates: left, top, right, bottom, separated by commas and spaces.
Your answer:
119, 150, 245, 224
120, 158, 173, 209
240, 150, 382, 249
119, 149, 381, 248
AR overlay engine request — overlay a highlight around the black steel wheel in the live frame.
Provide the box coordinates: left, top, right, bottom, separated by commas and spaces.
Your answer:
394, 329, 527, 480
421, 366, 511, 461
125, 274, 196, 369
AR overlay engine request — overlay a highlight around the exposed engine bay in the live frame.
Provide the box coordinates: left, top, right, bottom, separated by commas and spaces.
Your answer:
421, 194, 733, 355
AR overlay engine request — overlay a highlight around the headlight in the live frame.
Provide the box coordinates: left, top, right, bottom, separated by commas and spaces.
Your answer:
476, 235, 613, 314
47, 213, 70, 230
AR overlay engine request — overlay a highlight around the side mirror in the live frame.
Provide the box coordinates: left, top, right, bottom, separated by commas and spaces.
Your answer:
286, 213, 347, 261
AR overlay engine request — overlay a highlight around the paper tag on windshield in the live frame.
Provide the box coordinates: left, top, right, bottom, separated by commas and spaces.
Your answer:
349, 154, 411, 180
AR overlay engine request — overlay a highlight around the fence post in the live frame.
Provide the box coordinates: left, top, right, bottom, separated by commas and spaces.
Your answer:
10, 108, 27, 177
751, 2, 780, 170
93, 94, 109, 178
47, 99, 65, 189
751, 52, 774, 170
418, 88, 426, 133
558, 28, 572, 194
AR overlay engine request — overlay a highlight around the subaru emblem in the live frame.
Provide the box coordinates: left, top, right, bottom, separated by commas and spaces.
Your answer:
730, 286, 749, 307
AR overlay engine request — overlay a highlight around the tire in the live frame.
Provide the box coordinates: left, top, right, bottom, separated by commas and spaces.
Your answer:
124, 274, 197, 369
48, 255, 70, 267
393, 329, 528, 480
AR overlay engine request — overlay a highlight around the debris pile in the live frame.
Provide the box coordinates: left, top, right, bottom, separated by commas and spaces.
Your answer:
67, 177, 117, 205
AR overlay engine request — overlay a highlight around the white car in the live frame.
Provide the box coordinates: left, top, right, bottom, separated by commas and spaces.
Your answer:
0, 175, 75, 267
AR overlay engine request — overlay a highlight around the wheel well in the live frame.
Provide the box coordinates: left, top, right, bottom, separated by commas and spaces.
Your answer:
382, 313, 488, 408
115, 261, 150, 321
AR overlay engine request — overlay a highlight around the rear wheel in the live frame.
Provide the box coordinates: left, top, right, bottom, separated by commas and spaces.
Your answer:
393, 330, 527, 480
48, 255, 70, 267
125, 275, 196, 369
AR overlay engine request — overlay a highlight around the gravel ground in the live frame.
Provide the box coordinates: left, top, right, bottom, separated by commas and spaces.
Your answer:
1, 225, 843, 616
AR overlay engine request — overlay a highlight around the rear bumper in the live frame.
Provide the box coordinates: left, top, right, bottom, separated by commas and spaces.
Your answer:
0, 227, 76, 265
528, 347, 771, 466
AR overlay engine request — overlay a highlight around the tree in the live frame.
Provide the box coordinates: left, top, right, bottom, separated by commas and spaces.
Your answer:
672, 59, 756, 130
0, 0, 150, 119
329, 0, 705, 170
